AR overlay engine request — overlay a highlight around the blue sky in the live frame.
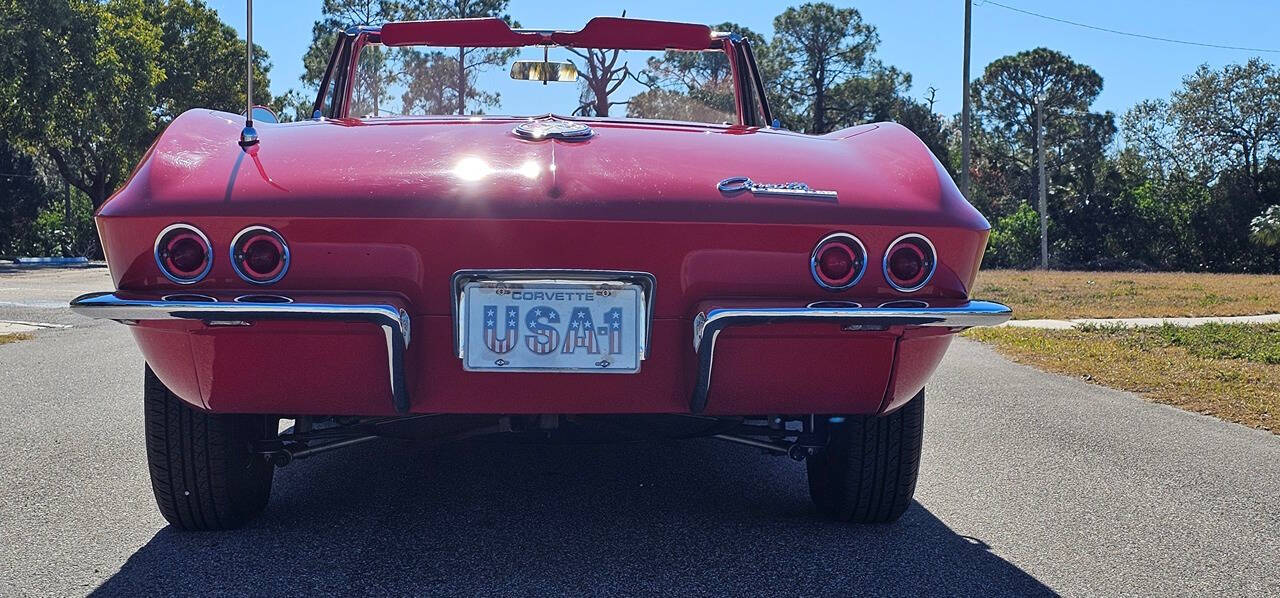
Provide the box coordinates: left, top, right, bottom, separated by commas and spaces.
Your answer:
206, 0, 1280, 118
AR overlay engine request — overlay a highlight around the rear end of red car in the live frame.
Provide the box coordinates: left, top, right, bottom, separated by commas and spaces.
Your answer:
75, 111, 1009, 530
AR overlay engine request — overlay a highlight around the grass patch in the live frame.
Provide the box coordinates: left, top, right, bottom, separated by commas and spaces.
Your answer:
973, 270, 1280, 320
965, 324, 1278, 433
0, 333, 32, 346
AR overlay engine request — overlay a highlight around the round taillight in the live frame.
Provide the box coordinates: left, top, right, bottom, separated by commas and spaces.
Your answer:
883, 234, 936, 292
810, 233, 867, 291
231, 226, 289, 284
154, 224, 212, 284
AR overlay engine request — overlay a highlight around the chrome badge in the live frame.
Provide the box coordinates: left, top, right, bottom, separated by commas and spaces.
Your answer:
717, 176, 838, 202
513, 117, 593, 141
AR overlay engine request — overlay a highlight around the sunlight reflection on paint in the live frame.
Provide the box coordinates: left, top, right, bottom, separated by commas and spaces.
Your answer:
516, 161, 541, 179
452, 157, 492, 181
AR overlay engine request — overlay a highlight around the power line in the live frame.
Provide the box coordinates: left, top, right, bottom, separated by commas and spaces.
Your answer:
978, 0, 1280, 54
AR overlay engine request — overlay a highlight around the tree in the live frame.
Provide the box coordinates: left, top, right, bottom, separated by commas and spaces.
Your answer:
971, 48, 1111, 176
413, 0, 518, 115
1122, 59, 1280, 272
271, 89, 314, 122
1, 0, 272, 210
571, 47, 636, 117
969, 48, 1114, 220
400, 50, 461, 115
630, 22, 762, 122
1127, 59, 1279, 192
148, 0, 272, 122
0, 141, 53, 257
829, 65, 952, 170
770, 3, 879, 133
1, 0, 163, 211
302, 1, 409, 117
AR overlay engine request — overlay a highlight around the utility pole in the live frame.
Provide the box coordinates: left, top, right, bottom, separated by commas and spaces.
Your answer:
960, 0, 972, 199
1035, 95, 1048, 270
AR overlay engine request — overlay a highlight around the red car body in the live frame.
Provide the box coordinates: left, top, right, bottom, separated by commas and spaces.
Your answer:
91, 108, 991, 416
72, 16, 1010, 529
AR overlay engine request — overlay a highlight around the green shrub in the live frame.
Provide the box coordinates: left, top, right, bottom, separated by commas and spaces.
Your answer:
985, 202, 1042, 269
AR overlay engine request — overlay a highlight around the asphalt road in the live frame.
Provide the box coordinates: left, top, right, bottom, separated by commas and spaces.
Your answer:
1, 266, 1277, 597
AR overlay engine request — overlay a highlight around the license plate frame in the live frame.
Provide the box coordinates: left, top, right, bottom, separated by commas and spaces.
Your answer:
453, 272, 653, 374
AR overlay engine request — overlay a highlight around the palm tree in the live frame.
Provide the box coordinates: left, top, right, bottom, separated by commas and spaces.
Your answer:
1251, 205, 1280, 247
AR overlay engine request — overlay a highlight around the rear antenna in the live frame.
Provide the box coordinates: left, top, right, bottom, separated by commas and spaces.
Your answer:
239, 0, 258, 147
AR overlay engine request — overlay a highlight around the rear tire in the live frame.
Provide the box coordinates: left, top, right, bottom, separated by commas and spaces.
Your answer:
806, 390, 925, 524
144, 366, 273, 530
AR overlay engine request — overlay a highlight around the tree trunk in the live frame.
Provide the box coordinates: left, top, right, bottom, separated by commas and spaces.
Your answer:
594, 83, 609, 117
457, 47, 467, 115
812, 65, 826, 133
91, 175, 108, 211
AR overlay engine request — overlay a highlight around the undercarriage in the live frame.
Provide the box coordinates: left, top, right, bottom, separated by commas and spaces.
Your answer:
255, 413, 833, 467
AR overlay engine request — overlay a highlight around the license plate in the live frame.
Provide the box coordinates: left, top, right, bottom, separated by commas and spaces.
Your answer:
461, 280, 646, 373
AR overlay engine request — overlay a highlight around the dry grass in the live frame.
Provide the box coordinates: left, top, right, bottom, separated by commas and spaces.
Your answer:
0, 333, 31, 346
974, 270, 1280, 320
966, 324, 1278, 433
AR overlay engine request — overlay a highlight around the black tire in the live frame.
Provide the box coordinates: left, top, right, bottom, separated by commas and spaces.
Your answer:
806, 390, 925, 524
144, 366, 273, 530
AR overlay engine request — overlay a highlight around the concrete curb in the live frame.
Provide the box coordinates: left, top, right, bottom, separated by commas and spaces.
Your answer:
13, 257, 89, 265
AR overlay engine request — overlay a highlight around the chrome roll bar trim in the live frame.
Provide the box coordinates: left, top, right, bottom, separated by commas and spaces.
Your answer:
688, 300, 1012, 413
69, 292, 412, 413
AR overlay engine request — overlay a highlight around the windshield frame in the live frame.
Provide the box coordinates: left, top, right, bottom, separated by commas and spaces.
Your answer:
312, 23, 773, 128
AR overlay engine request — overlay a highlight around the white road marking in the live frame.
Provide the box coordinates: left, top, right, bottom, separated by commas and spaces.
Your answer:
0, 300, 71, 309
0, 320, 72, 329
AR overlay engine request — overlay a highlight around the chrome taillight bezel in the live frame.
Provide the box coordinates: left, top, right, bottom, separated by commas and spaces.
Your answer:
230, 225, 290, 285
810, 232, 868, 291
153, 224, 213, 285
883, 233, 937, 293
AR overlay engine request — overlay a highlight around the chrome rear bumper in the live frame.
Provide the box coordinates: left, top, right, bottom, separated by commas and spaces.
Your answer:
71, 292, 1010, 416
689, 300, 1012, 412
69, 292, 412, 412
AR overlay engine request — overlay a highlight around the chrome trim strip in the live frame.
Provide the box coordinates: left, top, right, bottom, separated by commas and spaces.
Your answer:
153, 224, 213, 285
688, 300, 1012, 413
230, 225, 290, 285
883, 233, 937, 293
450, 269, 656, 360
69, 292, 412, 413
810, 232, 868, 291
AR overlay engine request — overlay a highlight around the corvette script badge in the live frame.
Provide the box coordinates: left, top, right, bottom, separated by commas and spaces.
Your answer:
513, 117, 593, 141
716, 176, 838, 202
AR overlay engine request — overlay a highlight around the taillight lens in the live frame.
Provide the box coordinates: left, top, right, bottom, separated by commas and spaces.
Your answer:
154, 224, 212, 284
883, 234, 936, 292
810, 233, 867, 291
231, 226, 289, 284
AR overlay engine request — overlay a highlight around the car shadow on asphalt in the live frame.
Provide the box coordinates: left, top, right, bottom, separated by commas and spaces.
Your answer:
92, 437, 1055, 596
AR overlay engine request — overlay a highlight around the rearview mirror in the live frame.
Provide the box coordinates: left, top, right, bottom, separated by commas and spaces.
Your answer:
248, 105, 279, 124
510, 60, 578, 83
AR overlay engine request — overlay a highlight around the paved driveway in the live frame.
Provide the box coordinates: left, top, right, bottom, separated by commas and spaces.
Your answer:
1, 267, 1276, 596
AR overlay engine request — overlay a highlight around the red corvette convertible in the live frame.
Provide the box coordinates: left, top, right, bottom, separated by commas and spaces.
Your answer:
71, 16, 1010, 530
